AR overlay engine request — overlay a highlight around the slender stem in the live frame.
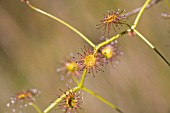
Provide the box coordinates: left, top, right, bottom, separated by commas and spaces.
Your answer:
29, 102, 42, 113
133, 0, 151, 29
23, 0, 95, 47
43, 86, 80, 113
78, 69, 87, 88
95, 30, 128, 53
133, 29, 154, 49
124, 0, 162, 17
82, 86, 123, 113
134, 29, 170, 66
72, 75, 79, 85
165, 0, 170, 8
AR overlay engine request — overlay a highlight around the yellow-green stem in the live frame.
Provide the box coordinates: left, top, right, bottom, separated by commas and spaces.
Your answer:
29, 102, 42, 113
78, 69, 87, 88
95, 30, 128, 53
133, 0, 151, 29
134, 29, 170, 66
72, 75, 79, 85
24, 0, 95, 47
165, 0, 170, 8
43, 86, 80, 113
82, 86, 123, 113
133, 29, 154, 49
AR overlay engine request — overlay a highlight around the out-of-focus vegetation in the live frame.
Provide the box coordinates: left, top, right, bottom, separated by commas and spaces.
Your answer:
0, 0, 170, 113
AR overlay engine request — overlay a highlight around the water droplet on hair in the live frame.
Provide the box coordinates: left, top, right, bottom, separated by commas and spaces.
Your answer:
100, 36, 105, 40
61, 75, 64, 81
11, 99, 15, 104
120, 51, 124, 55
114, 40, 118, 43
56, 68, 61, 72
12, 109, 16, 112
6, 103, 10, 107
68, 79, 72, 83
116, 60, 120, 64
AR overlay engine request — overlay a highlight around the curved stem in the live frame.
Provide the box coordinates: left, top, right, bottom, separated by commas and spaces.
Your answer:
29, 102, 42, 113
133, 0, 151, 29
23, 0, 95, 47
82, 86, 123, 113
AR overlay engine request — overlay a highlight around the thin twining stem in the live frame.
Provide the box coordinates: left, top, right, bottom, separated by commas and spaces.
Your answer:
133, 0, 151, 29
82, 86, 123, 113
134, 29, 170, 66
29, 102, 42, 113
124, 0, 162, 17
22, 0, 95, 47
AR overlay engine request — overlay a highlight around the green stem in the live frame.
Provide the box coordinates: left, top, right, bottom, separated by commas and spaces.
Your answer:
133, 0, 151, 29
95, 30, 128, 53
78, 69, 87, 88
43, 86, 80, 113
165, 0, 170, 8
134, 29, 170, 66
82, 86, 123, 113
72, 75, 79, 85
24, 0, 95, 47
29, 102, 42, 113
133, 29, 154, 49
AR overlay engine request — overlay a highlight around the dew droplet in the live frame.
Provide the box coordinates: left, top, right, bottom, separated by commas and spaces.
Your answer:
18, 111, 22, 113
31, 89, 38, 94
24, 104, 28, 107
65, 83, 69, 87
11, 99, 15, 104
19, 104, 23, 108
12, 108, 16, 112
120, 51, 124, 55
69, 52, 74, 57
6, 103, 10, 107
115, 60, 120, 64
62, 108, 66, 112
100, 36, 105, 41
60, 75, 64, 81
56, 68, 61, 72
68, 79, 72, 83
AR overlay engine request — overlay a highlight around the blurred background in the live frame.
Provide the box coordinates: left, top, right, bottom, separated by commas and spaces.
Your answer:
0, 0, 170, 113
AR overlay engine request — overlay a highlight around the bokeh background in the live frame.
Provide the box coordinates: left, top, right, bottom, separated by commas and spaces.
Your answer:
0, 0, 170, 113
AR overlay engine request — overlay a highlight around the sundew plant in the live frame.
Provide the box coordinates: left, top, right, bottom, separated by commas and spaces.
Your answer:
1, 0, 170, 113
